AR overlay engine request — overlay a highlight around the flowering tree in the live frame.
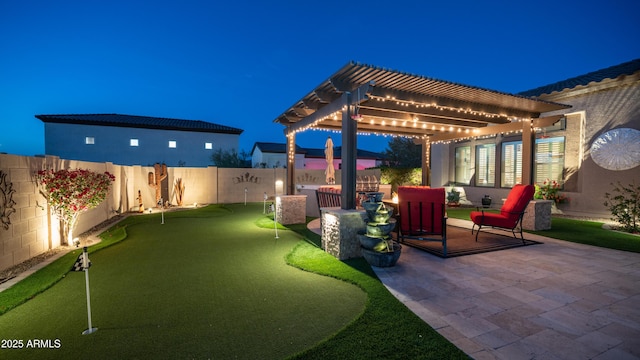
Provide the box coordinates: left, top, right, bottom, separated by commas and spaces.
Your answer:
35, 169, 115, 245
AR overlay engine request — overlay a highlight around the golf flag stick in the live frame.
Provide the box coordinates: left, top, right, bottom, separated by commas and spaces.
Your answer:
159, 198, 164, 225
82, 247, 97, 335
244, 187, 248, 206
274, 198, 279, 239
263, 192, 267, 214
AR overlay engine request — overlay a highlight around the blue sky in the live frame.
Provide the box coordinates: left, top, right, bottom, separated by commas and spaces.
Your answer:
1, 0, 638, 156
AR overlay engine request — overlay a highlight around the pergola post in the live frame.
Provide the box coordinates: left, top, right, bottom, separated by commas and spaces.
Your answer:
521, 119, 534, 185
422, 137, 431, 186
341, 92, 357, 210
285, 129, 296, 195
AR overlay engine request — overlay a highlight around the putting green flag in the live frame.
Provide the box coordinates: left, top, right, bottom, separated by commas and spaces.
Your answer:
72, 252, 91, 272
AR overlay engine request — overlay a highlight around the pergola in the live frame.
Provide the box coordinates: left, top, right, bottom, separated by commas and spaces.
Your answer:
273, 61, 571, 210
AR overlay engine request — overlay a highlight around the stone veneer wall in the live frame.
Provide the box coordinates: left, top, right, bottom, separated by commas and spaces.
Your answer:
321, 209, 367, 260
276, 195, 307, 225
522, 200, 553, 231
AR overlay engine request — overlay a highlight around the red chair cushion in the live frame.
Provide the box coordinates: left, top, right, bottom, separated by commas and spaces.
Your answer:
501, 184, 535, 222
470, 211, 515, 228
470, 184, 534, 229
398, 186, 444, 234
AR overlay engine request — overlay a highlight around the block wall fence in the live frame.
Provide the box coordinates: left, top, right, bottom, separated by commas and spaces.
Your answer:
0, 153, 380, 272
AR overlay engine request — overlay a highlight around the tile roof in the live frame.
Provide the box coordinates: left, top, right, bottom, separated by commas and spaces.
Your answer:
35, 113, 243, 135
251, 142, 305, 154
303, 146, 385, 160
518, 58, 640, 97
254, 142, 384, 160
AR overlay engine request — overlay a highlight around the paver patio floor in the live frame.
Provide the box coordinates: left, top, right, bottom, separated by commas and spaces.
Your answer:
373, 219, 640, 360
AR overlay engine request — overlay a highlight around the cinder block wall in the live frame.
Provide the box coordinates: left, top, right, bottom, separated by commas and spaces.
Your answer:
0, 153, 383, 272
0, 154, 49, 269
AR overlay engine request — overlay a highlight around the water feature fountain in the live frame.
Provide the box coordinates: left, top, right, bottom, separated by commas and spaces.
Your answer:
358, 192, 401, 267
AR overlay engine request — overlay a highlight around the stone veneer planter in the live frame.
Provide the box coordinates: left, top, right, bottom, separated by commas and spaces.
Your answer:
522, 200, 553, 231
321, 208, 367, 260
276, 195, 307, 225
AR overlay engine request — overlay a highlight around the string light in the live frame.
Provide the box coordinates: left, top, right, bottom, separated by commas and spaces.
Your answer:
286, 98, 529, 144
368, 95, 512, 120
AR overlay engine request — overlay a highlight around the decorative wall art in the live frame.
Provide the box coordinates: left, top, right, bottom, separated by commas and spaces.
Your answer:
296, 173, 319, 183
0, 171, 17, 230
232, 172, 261, 184
590, 128, 640, 171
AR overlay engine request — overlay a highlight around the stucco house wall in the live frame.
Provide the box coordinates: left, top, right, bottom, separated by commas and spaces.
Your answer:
38, 114, 242, 168
432, 65, 640, 218
534, 76, 640, 216
43, 122, 239, 168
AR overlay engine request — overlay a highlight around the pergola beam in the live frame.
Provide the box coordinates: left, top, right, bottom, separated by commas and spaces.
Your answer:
368, 87, 540, 119
274, 62, 572, 209
355, 107, 491, 128
428, 115, 564, 142
361, 94, 511, 125
287, 81, 374, 133
316, 122, 435, 137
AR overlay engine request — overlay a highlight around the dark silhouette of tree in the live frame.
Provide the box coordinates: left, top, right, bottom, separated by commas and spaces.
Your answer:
210, 148, 250, 168
383, 137, 421, 168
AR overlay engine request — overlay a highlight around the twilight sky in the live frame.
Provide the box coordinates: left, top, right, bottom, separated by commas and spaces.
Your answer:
1, 0, 638, 157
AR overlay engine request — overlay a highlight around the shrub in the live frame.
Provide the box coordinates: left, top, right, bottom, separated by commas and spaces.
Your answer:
604, 181, 640, 233
534, 179, 568, 204
379, 167, 421, 192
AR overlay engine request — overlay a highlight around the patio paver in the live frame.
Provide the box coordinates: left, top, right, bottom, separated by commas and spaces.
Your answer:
373, 219, 640, 359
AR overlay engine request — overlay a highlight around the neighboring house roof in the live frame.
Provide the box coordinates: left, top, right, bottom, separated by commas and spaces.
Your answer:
251, 142, 306, 155
304, 146, 385, 160
254, 142, 384, 160
518, 58, 640, 97
36, 113, 243, 135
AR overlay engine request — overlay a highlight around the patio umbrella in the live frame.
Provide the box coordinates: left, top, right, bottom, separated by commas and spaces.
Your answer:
325, 136, 335, 184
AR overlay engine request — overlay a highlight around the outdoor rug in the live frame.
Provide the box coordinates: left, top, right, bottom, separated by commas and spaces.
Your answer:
398, 226, 542, 258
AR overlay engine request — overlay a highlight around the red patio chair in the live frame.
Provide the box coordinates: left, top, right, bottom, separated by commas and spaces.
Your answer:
397, 186, 448, 256
470, 184, 535, 242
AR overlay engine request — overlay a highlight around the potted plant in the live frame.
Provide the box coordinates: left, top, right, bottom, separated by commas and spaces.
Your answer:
534, 179, 568, 213
481, 194, 492, 208
446, 189, 461, 207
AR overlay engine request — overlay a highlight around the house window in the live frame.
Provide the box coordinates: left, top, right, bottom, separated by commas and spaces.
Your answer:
454, 146, 471, 185
205, 142, 213, 149
130, 139, 139, 147
169, 141, 177, 148
501, 141, 522, 187
85, 137, 95, 145
535, 136, 565, 185
475, 144, 495, 187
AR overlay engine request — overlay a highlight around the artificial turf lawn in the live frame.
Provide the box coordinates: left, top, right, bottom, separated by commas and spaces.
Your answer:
0, 204, 368, 359
284, 240, 466, 359
447, 207, 640, 253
